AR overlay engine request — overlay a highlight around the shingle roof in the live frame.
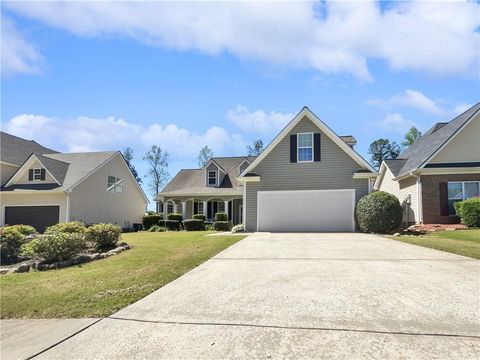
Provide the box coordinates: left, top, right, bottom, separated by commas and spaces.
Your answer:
383, 159, 407, 177
0, 132, 58, 165
158, 156, 256, 197
394, 102, 480, 178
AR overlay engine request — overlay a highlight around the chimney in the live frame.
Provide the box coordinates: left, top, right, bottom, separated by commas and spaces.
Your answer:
340, 135, 357, 148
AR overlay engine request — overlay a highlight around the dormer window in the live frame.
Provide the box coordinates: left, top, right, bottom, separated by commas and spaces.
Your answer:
29, 168, 46, 181
208, 171, 217, 186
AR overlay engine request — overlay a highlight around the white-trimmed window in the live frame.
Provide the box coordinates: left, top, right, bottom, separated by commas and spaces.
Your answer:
167, 203, 174, 213
33, 168, 42, 180
208, 171, 217, 186
297, 133, 313, 162
447, 181, 480, 215
107, 175, 123, 193
218, 201, 225, 213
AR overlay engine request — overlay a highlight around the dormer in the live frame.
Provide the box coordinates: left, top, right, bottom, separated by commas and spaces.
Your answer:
205, 159, 227, 187
4, 154, 61, 187
237, 158, 251, 175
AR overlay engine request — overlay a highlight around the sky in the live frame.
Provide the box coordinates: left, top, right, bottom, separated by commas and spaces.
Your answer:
1, 0, 479, 206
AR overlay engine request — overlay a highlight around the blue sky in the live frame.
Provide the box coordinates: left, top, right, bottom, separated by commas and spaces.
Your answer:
1, 1, 479, 205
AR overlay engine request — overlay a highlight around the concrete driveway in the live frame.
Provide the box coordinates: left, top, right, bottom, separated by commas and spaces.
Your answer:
36, 233, 479, 359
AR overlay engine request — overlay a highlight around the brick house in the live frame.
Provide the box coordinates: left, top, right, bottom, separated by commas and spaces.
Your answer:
374, 103, 480, 224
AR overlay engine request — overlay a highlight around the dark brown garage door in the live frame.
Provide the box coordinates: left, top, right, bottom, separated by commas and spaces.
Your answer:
5, 206, 60, 233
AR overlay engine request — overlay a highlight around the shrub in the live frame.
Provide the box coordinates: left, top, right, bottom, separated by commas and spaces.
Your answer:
0, 227, 28, 261
213, 221, 231, 231
167, 213, 183, 222
45, 221, 86, 235
355, 191, 402, 233
205, 223, 215, 231
148, 225, 167, 232
159, 220, 181, 231
231, 224, 244, 233
183, 219, 205, 231
86, 223, 121, 251
9, 224, 37, 237
193, 214, 206, 221
21, 233, 86, 263
215, 213, 228, 222
142, 215, 162, 230
454, 198, 480, 227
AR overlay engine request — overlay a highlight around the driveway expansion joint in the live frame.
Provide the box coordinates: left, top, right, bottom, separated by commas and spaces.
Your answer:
108, 316, 480, 340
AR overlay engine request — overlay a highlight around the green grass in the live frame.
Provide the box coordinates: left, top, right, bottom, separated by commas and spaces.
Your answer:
0, 232, 245, 319
388, 230, 480, 259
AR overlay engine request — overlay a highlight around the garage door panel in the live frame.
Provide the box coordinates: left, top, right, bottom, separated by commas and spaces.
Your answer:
257, 190, 354, 232
5, 206, 60, 233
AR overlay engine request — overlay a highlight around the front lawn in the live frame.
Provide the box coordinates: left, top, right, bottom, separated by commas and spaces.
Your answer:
0, 232, 245, 319
388, 230, 480, 259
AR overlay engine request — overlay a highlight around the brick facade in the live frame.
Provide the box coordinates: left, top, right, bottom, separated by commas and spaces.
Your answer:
421, 173, 480, 224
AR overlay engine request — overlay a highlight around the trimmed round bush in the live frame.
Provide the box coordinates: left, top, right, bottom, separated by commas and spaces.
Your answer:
355, 191, 402, 233
0, 227, 28, 261
213, 221, 232, 231
148, 225, 167, 232
167, 213, 183, 222
183, 219, 205, 231
45, 221, 86, 235
21, 233, 86, 263
142, 215, 162, 230
193, 214, 206, 221
86, 223, 121, 251
8, 224, 37, 237
214, 213, 228, 222
454, 198, 480, 227
159, 220, 181, 231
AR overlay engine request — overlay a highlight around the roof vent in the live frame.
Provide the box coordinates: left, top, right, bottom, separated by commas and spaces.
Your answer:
424, 122, 448, 136
340, 135, 357, 148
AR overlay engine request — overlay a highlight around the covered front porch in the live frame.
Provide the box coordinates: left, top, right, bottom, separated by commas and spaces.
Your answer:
156, 196, 243, 225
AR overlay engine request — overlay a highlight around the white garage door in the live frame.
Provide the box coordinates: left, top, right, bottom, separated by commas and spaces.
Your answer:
257, 189, 355, 232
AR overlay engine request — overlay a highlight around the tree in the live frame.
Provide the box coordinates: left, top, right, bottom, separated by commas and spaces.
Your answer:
143, 145, 169, 196
402, 126, 422, 148
122, 147, 142, 184
368, 138, 401, 169
198, 145, 213, 167
247, 139, 264, 156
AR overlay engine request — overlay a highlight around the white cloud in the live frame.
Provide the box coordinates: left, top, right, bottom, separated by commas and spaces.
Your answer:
1, 17, 43, 75
452, 102, 473, 116
390, 90, 446, 115
377, 113, 418, 134
1, 113, 246, 161
4, 1, 479, 79
227, 105, 294, 135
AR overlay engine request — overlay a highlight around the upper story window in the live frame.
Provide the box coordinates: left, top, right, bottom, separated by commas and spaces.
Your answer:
29, 168, 45, 181
208, 171, 217, 186
297, 133, 313, 162
107, 175, 123, 193
447, 181, 479, 215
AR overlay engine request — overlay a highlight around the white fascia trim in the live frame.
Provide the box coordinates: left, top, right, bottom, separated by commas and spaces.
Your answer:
4, 154, 61, 187
236, 158, 251, 173
417, 167, 480, 176
205, 159, 227, 175
239, 107, 376, 177
236, 176, 261, 182
373, 162, 387, 190
352, 172, 379, 179
419, 109, 479, 169
159, 192, 242, 198
0, 190, 64, 194
0, 161, 20, 167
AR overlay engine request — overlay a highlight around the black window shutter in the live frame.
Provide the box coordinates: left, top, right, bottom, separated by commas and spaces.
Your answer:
439, 182, 449, 216
314, 133, 321, 162
40, 168, 46, 180
194, 202, 198, 215
28, 169, 34, 181
290, 134, 297, 163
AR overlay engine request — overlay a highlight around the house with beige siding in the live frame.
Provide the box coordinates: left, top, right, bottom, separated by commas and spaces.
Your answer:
0, 132, 148, 232
374, 102, 480, 224
157, 107, 378, 232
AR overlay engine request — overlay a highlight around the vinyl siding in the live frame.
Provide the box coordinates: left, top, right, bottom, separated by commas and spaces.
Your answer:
206, 163, 225, 187
430, 115, 480, 164
69, 154, 146, 227
16, 159, 57, 184
245, 117, 369, 232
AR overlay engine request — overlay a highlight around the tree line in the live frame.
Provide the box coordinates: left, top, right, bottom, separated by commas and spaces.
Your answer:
123, 127, 421, 198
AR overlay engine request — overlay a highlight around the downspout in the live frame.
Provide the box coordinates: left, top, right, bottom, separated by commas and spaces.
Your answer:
416, 175, 423, 224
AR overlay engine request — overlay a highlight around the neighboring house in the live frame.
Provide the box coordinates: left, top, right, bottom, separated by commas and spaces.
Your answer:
157, 107, 378, 232
374, 103, 480, 225
0, 132, 148, 232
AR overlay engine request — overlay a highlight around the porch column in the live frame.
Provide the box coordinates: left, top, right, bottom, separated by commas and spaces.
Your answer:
163, 201, 168, 221
203, 201, 208, 218
181, 201, 187, 220
224, 200, 229, 219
